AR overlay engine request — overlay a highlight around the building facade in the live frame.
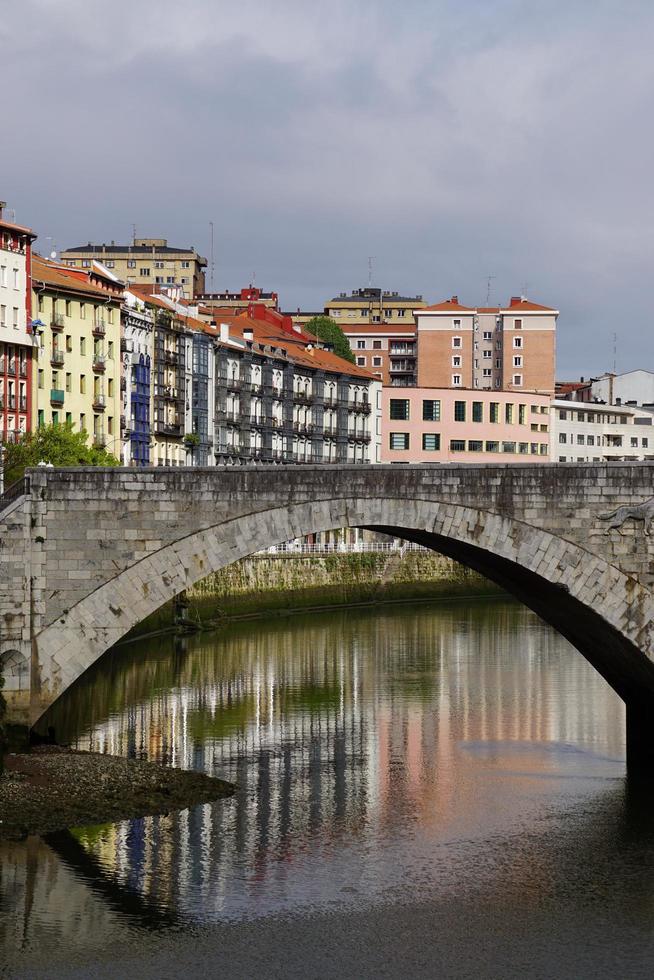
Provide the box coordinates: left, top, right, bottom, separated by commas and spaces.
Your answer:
121, 290, 154, 467
550, 400, 654, 461
382, 388, 551, 463
60, 239, 207, 299
416, 295, 557, 394
197, 286, 278, 315
0, 204, 37, 440
31, 258, 122, 449
557, 370, 654, 409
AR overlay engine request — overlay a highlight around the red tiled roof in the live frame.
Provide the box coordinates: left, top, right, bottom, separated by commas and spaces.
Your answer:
504, 298, 557, 312
420, 296, 475, 312
32, 255, 117, 298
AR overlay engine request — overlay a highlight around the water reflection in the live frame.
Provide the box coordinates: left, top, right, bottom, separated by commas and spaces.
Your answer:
1, 599, 638, 975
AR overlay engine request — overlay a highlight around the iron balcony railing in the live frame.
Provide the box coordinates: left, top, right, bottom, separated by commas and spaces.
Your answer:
51, 314, 65, 331
50, 349, 65, 367
92, 320, 106, 337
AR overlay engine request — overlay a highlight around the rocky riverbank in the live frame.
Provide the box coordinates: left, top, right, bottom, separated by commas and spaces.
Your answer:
0, 746, 234, 839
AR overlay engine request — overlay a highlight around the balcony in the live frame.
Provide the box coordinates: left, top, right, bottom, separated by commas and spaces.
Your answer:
50, 389, 65, 406
347, 400, 371, 414
389, 346, 416, 356
51, 314, 65, 332
293, 390, 314, 405
389, 360, 416, 373
92, 395, 106, 412
293, 420, 315, 435
156, 385, 180, 402
155, 420, 183, 437
50, 349, 65, 367
92, 355, 106, 373
92, 320, 106, 338
217, 409, 241, 423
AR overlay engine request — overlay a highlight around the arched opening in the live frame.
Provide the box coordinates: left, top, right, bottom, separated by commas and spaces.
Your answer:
31, 495, 654, 766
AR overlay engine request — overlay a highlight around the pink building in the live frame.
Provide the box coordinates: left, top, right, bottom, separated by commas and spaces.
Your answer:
381, 388, 551, 463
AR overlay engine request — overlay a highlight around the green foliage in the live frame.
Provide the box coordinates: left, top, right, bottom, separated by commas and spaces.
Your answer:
305, 316, 355, 364
2, 423, 119, 487
184, 432, 200, 447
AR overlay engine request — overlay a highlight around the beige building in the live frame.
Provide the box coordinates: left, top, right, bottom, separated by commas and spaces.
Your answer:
60, 239, 207, 299
325, 286, 427, 325
31, 257, 122, 450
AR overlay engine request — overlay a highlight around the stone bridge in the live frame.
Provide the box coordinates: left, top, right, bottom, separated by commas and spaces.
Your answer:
2, 464, 654, 766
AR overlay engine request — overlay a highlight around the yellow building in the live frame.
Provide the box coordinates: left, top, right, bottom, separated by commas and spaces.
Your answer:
324, 286, 427, 325
60, 239, 207, 299
31, 257, 122, 450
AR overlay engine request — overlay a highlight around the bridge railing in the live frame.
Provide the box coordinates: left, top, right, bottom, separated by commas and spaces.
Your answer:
0, 475, 29, 513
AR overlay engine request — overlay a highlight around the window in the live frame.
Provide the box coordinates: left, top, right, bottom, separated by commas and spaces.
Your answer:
65, 300, 71, 317
37, 369, 44, 389
454, 400, 466, 422
468, 440, 483, 452
166, 276, 175, 284
631, 436, 638, 447
82, 260, 90, 268
80, 303, 86, 320
485, 441, 499, 452
80, 375, 86, 394
357, 340, 366, 349
482, 368, 492, 377
105, 261, 115, 269
519, 443, 529, 454
0, 305, 5, 326
372, 315, 381, 323
65, 334, 72, 352
452, 374, 462, 386
181, 261, 190, 269
356, 357, 366, 366
373, 340, 382, 349
390, 399, 410, 420
483, 331, 492, 340
37, 408, 44, 427
453, 319, 461, 328
155, 276, 163, 284
139, 268, 150, 276
472, 401, 483, 423
513, 375, 523, 386
65, 412, 72, 425
397, 309, 406, 318
559, 409, 567, 420
482, 349, 492, 359
127, 260, 136, 269
423, 399, 441, 421
490, 402, 499, 423
450, 440, 466, 452
502, 442, 516, 453
80, 337, 86, 355
80, 413, 86, 430
514, 318, 523, 329
107, 341, 114, 359
154, 261, 164, 269
513, 336, 523, 348
452, 355, 461, 367
65, 372, 71, 392
505, 403, 514, 424
644, 438, 649, 448
422, 433, 441, 451
519, 404, 526, 425
513, 355, 522, 367
559, 433, 567, 444
389, 432, 409, 450
372, 357, 382, 367
108, 378, 114, 397
52, 411, 59, 425
587, 435, 595, 446
452, 336, 462, 348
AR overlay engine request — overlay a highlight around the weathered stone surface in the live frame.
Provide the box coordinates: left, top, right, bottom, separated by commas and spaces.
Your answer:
1, 462, 654, 725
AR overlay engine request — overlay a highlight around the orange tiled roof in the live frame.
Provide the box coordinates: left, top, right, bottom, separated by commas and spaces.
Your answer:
504, 298, 557, 312
420, 296, 475, 312
32, 255, 117, 298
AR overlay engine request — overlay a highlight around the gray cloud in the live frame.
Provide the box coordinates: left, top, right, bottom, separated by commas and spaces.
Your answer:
3, 0, 654, 375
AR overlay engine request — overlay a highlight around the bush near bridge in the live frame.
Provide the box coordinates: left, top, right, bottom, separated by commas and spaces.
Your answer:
2, 423, 119, 488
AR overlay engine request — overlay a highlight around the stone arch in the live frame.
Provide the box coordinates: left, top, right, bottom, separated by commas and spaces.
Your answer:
0, 648, 30, 692
32, 496, 654, 725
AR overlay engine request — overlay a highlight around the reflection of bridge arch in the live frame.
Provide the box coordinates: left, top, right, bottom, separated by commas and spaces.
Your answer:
32, 493, 654, 751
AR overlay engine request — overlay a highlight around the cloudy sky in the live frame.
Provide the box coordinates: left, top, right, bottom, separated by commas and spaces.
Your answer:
2, 0, 653, 376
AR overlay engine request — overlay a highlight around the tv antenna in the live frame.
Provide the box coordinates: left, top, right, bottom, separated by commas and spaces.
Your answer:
45, 236, 57, 259
613, 332, 617, 375
368, 256, 375, 289
485, 275, 496, 306
131, 224, 136, 245
209, 220, 215, 292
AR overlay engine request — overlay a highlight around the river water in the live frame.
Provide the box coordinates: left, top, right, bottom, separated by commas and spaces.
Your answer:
3, 598, 654, 979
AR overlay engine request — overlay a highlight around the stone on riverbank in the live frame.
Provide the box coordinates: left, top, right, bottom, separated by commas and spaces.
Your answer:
0, 746, 234, 839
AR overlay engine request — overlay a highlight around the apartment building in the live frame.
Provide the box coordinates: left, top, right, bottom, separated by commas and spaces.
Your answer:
121, 290, 154, 466
0, 203, 37, 439
198, 285, 278, 315
550, 400, 654, 461
325, 286, 427, 325
211, 305, 381, 465
557, 370, 654, 409
416, 295, 557, 394
382, 388, 550, 463
31, 257, 122, 448
60, 239, 207, 299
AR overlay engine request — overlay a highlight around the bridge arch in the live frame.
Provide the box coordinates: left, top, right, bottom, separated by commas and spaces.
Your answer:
34, 495, 654, 738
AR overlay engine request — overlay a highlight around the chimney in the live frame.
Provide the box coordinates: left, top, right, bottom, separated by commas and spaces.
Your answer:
510, 296, 521, 306
0, 201, 5, 219
451, 295, 458, 304
219, 322, 229, 342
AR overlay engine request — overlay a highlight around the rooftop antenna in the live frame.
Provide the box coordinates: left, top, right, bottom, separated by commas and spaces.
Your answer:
209, 220, 215, 293
368, 256, 375, 289
521, 280, 530, 299
485, 275, 496, 306
131, 224, 136, 246
613, 332, 617, 374
45, 236, 57, 259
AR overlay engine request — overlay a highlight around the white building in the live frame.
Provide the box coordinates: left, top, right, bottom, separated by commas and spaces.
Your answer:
550, 399, 654, 462
561, 370, 654, 408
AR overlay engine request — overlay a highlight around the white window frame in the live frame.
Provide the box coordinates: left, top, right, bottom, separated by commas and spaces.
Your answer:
452, 336, 462, 349
513, 374, 523, 386
513, 336, 523, 349
452, 374, 462, 386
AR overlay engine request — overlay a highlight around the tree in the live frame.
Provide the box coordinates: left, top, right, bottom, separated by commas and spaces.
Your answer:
2, 423, 119, 487
304, 316, 355, 364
